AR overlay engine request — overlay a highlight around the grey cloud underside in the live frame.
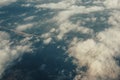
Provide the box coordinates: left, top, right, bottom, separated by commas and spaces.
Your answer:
0, 0, 120, 80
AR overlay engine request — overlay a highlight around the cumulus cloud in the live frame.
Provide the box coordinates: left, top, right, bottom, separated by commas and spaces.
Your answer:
16, 23, 35, 31
24, 16, 35, 21
35, 0, 120, 80
0, 31, 32, 78
35, 0, 76, 9
36, 1, 70, 9
43, 37, 52, 44
41, 32, 52, 44
1, 0, 120, 80
0, 0, 17, 6
37, 0, 104, 40
25, 0, 120, 80
104, 0, 120, 9
69, 38, 120, 80
68, 4, 120, 80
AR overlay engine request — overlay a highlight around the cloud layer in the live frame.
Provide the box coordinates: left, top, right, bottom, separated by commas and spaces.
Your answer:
0, 31, 32, 77
35, 0, 120, 80
0, 0, 120, 80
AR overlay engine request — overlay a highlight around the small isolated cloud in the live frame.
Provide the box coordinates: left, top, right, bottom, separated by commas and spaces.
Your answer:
43, 37, 52, 44
41, 33, 52, 44
16, 23, 35, 31
24, 16, 35, 21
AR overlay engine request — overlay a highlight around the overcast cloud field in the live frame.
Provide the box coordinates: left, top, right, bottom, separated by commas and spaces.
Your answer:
0, 0, 120, 80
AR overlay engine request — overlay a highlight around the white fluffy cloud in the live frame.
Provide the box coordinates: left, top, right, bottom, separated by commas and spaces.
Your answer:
36, 1, 71, 9
35, 0, 76, 9
35, 0, 120, 80
27, 0, 120, 79
1, 0, 120, 80
16, 23, 35, 31
69, 38, 120, 80
104, 0, 120, 9
0, 0, 17, 6
36, 0, 104, 40
24, 16, 35, 21
68, 5, 120, 80
0, 31, 32, 77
